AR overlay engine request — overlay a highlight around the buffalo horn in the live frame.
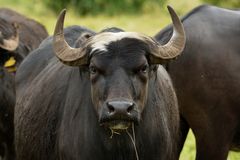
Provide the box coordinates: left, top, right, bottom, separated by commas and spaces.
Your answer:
53, 9, 88, 66
150, 6, 186, 64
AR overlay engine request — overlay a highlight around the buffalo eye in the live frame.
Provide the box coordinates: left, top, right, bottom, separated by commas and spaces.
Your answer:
89, 66, 97, 74
138, 64, 148, 74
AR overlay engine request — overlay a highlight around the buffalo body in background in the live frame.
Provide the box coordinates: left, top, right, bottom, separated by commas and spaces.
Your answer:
155, 5, 240, 160
0, 8, 48, 160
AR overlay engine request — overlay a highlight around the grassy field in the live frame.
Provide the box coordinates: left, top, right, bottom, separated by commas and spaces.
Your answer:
0, 0, 201, 35
1, 0, 240, 159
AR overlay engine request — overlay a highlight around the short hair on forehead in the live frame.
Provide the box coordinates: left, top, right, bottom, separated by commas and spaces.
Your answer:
89, 32, 155, 55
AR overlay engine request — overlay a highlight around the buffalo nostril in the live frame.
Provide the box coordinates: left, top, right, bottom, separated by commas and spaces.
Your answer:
106, 101, 135, 115
127, 103, 134, 113
107, 102, 115, 113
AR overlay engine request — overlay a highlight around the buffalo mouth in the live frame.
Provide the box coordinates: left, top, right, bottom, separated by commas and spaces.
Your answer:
99, 107, 140, 131
100, 119, 135, 131
107, 120, 131, 130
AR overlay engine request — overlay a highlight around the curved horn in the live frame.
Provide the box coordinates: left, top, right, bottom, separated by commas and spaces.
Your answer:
53, 9, 88, 66
0, 24, 19, 51
150, 6, 186, 64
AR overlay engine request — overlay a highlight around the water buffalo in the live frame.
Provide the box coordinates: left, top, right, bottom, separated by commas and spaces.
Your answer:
155, 5, 240, 160
0, 8, 48, 160
14, 6, 185, 160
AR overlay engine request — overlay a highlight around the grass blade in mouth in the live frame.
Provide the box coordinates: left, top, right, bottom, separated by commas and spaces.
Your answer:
126, 123, 139, 160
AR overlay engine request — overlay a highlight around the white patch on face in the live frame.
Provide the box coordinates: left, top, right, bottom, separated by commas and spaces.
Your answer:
89, 32, 153, 55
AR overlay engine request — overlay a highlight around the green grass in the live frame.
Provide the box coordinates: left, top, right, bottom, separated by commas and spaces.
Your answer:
1, 0, 240, 159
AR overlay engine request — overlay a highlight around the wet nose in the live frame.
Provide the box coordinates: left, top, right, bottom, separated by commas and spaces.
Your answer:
107, 101, 134, 115
99, 100, 139, 124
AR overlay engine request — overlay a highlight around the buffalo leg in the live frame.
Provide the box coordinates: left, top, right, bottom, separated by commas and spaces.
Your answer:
177, 116, 189, 158
193, 118, 236, 160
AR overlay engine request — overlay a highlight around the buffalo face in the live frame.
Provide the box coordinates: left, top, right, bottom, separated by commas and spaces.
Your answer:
53, 6, 185, 131
88, 37, 152, 129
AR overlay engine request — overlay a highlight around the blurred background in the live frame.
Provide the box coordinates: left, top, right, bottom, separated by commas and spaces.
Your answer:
1, 0, 239, 35
0, 0, 239, 159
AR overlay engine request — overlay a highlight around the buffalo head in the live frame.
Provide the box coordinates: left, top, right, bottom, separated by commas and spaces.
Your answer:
53, 6, 185, 131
